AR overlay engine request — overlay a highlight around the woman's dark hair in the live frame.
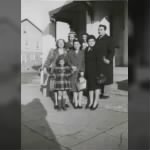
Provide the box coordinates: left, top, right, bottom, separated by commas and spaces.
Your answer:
81, 33, 89, 37
73, 39, 81, 50
68, 32, 77, 40
56, 56, 68, 66
68, 31, 76, 36
80, 33, 89, 43
99, 24, 107, 30
87, 35, 96, 42
56, 39, 66, 48
73, 39, 81, 44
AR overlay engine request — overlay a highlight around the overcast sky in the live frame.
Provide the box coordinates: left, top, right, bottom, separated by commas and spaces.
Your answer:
21, 0, 67, 30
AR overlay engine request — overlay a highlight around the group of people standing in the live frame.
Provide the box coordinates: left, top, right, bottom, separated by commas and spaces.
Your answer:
43, 24, 115, 111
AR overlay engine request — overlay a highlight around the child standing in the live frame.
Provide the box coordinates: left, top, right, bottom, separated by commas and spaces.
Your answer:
53, 56, 73, 111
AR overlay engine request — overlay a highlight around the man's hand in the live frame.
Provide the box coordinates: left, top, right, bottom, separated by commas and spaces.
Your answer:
103, 56, 110, 64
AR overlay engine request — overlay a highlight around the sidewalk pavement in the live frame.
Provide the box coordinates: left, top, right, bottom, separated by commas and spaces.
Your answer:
21, 67, 128, 150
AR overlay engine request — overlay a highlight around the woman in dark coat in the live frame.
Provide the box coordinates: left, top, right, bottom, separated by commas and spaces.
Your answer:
85, 35, 100, 110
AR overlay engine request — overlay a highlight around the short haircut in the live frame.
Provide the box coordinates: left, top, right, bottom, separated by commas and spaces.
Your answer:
87, 35, 96, 42
68, 31, 76, 37
82, 33, 89, 37
73, 39, 81, 45
56, 55, 67, 66
56, 39, 66, 48
99, 24, 107, 30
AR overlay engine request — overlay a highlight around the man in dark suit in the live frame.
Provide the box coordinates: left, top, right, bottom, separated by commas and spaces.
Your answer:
95, 24, 115, 99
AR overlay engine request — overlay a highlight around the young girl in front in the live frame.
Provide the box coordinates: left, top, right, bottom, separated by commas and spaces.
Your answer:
53, 56, 73, 111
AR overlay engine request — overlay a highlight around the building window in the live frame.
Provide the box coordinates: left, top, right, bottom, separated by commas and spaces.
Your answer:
36, 41, 39, 49
30, 54, 35, 61
22, 55, 27, 63
25, 40, 30, 49
39, 54, 42, 59
24, 30, 27, 34
25, 40, 28, 46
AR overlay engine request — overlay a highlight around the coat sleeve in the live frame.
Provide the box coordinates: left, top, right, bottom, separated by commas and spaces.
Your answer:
66, 52, 73, 67
106, 38, 115, 62
43, 49, 55, 69
65, 67, 73, 77
80, 52, 85, 72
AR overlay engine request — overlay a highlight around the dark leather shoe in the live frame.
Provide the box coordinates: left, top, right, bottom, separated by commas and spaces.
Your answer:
85, 103, 92, 109
74, 104, 78, 109
65, 104, 69, 108
62, 99, 67, 111
100, 95, 109, 99
54, 105, 58, 109
75, 106, 78, 109
85, 104, 89, 109
62, 107, 67, 111
91, 104, 99, 110
78, 105, 83, 109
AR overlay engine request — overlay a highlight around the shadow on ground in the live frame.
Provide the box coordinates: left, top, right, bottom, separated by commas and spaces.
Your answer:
117, 79, 128, 91
21, 98, 64, 150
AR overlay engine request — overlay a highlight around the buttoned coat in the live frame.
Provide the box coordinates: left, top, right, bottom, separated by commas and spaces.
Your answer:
95, 34, 115, 85
67, 50, 85, 91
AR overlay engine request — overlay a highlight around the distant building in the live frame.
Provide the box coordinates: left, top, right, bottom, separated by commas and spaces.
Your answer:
21, 19, 42, 72
49, 0, 128, 66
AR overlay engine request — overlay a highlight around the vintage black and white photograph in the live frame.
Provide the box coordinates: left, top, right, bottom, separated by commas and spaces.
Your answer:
21, 0, 128, 149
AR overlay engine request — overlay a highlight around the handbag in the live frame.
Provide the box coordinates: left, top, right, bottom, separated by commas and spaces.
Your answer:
77, 76, 87, 91
96, 74, 107, 85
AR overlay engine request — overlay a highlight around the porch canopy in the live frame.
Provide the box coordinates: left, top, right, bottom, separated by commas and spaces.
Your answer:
49, 1, 93, 24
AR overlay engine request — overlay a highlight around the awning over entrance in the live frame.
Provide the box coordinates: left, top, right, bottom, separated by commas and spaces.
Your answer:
49, 0, 73, 18
49, 1, 93, 23
49, 0, 126, 22
49, 1, 94, 35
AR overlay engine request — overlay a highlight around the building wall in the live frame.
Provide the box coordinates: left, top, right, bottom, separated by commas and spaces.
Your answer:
21, 0, 67, 66
21, 21, 42, 71
56, 21, 70, 41
21, 51, 42, 72
21, 21, 42, 52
